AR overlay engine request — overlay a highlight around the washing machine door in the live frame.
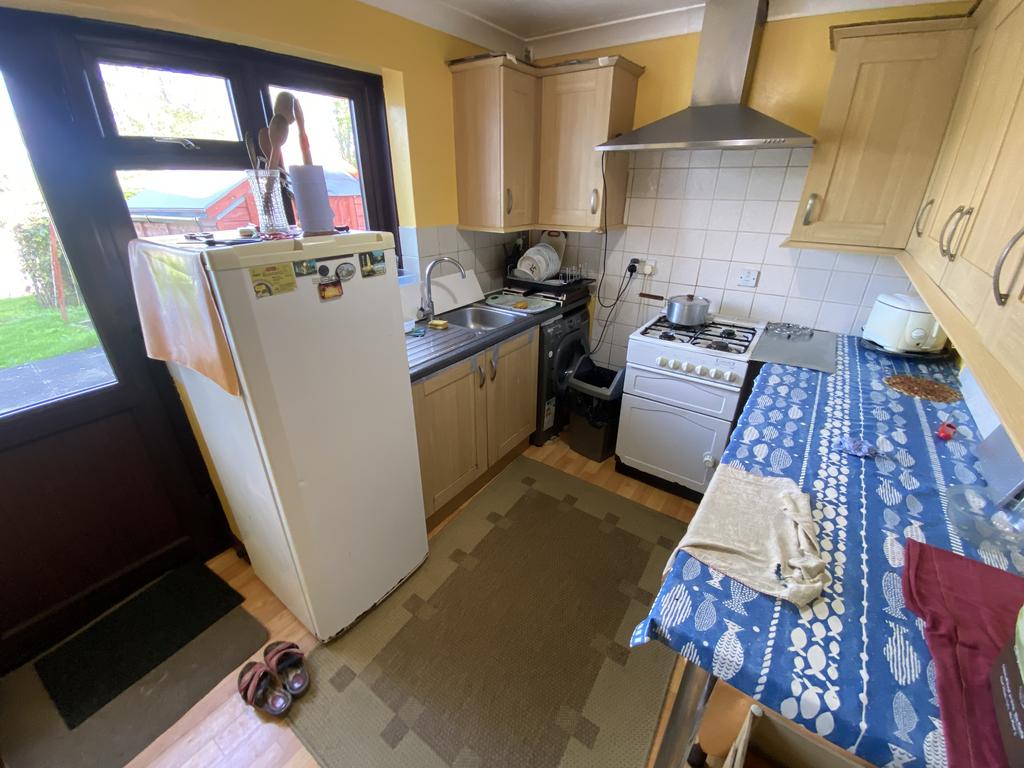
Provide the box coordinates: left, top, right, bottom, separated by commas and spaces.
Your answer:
553, 329, 588, 395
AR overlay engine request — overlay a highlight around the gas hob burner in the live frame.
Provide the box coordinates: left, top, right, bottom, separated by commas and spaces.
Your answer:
640, 315, 759, 355
765, 321, 815, 341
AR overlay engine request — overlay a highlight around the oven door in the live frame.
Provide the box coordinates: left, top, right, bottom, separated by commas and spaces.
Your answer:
616, 392, 731, 494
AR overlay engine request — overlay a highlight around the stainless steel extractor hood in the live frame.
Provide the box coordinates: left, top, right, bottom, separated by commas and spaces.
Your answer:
597, 0, 814, 151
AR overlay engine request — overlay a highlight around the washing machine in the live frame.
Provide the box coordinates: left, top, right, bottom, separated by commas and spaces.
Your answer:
531, 306, 590, 446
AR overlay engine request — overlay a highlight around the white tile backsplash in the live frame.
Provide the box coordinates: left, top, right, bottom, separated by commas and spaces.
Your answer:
703, 230, 737, 260
657, 168, 687, 199
653, 198, 683, 228
715, 167, 751, 200
685, 168, 718, 199
401, 226, 525, 294
562, 149, 916, 368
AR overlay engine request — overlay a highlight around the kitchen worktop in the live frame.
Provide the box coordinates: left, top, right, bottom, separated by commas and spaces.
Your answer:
406, 297, 589, 382
633, 335, 1010, 767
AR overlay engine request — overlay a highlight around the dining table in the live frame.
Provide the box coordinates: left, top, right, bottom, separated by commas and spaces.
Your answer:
633, 335, 1021, 767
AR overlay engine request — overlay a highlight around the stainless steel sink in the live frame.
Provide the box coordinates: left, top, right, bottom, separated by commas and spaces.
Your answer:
439, 305, 522, 332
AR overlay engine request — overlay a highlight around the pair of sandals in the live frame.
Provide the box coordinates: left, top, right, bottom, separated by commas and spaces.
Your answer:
237, 641, 310, 717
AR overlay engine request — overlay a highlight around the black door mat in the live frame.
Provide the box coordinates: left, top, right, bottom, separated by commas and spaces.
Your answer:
2, 607, 267, 768
35, 560, 245, 728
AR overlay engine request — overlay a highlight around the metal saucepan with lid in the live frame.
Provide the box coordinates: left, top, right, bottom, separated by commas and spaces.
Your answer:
638, 292, 711, 326
666, 294, 710, 326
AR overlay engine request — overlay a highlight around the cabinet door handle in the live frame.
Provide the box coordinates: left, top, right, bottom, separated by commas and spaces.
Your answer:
802, 193, 820, 226
477, 364, 485, 388
993, 225, 1024, 306
939, 205, 965, 260
489, 349, 499, 381
505, 188, 513, 216
589, 188, 600, 215
914, 198, 934, 237
947, 206, 973, 261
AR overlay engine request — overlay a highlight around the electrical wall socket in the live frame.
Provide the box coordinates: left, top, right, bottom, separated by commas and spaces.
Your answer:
737, 269, 759, 288
642, 259, 656, 276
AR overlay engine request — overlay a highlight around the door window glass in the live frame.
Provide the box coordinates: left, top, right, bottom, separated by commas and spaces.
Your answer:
268, 85, 367, 229
98, 62, 239, 141
116, 169, 252, 237
0, 74, 115, 416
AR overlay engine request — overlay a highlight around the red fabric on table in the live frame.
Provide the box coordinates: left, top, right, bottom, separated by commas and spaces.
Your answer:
903, 539, 1024, 768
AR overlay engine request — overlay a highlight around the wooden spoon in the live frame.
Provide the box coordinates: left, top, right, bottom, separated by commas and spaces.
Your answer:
257, 127, 272, 168
293, 98, 312, 165
273, 91, 296, 124
263, 114, 290, 218
266, 114, 289, 170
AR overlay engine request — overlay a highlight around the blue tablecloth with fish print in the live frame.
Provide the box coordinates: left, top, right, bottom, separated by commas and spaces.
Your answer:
631, 335, 1019, 768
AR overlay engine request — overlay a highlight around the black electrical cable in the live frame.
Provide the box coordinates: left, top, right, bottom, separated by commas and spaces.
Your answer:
597, 151, 617, 309
591, 149, 637, 354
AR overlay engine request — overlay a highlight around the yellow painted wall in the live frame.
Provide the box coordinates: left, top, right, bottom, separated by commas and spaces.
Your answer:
0, 0, 485, 227
539, 2, 973, 136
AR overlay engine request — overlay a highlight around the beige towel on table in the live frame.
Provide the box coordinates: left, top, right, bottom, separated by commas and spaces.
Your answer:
671, 465, 830, 607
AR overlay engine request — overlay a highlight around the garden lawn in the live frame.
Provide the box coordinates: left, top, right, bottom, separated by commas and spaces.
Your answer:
0, 295, 102, 369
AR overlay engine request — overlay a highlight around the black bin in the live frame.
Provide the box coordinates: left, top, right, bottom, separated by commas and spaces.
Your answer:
566, 357, 626, 462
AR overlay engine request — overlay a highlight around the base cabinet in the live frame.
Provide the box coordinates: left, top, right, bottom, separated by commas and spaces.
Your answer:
484, 330, 539, 464
412, 328, 539, 516
411, 355, 488, 515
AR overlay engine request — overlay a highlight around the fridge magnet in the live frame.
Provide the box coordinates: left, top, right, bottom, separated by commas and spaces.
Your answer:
249, 263, 297, 298
317, 276, 343, 302
335, 261, 357, 282
359, 250, 387, 278
293, 259, 318, 277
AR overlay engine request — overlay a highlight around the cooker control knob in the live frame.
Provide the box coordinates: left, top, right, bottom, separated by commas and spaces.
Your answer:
656, 356, 668, 367
696, 364, 709, 376
709, 367, 721, 379
682, 361, 694, 373
723, 371, 736, 383
669, 359, 682, 370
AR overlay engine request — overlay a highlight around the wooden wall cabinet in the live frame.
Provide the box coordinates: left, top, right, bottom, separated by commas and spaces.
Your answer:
898, 0, 1024, 453
907, 0, 1024, 325
412, 328, 538, 516
451, 58, 539, 231
536, 61, 639, 231
450, 55, 641, 233
786, 21, 972, 254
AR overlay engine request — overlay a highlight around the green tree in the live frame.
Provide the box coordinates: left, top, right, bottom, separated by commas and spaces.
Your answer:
12, 217, 82, 310
331, 99, 358, 171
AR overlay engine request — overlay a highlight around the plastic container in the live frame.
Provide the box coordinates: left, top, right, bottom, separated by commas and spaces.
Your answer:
948, 484, 1024, 548
566, 357, 625, 462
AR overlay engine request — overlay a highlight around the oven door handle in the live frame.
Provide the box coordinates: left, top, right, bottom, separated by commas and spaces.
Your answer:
625, 362, 742, 393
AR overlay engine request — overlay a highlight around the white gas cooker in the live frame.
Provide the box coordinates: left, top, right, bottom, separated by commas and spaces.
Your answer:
616, 314, 765, 495
626, 314, 764, 387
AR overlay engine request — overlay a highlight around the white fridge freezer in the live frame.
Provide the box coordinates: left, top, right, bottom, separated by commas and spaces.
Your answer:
133, 231, 427, 641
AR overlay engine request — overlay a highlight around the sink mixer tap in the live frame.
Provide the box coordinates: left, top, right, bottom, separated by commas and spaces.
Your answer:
417, 257, 467, 321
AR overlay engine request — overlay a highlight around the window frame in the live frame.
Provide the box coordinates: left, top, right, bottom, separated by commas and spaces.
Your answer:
71, 21, 401, 248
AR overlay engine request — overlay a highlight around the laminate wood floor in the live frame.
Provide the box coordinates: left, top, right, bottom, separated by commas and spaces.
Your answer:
127, 438, 752, 767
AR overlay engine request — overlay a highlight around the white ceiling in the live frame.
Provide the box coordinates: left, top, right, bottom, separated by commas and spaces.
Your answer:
439, 0, 699, 40
361, 0, 965, 59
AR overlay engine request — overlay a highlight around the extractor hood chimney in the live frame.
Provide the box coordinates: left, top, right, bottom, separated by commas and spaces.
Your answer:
597, 0, 814, 151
